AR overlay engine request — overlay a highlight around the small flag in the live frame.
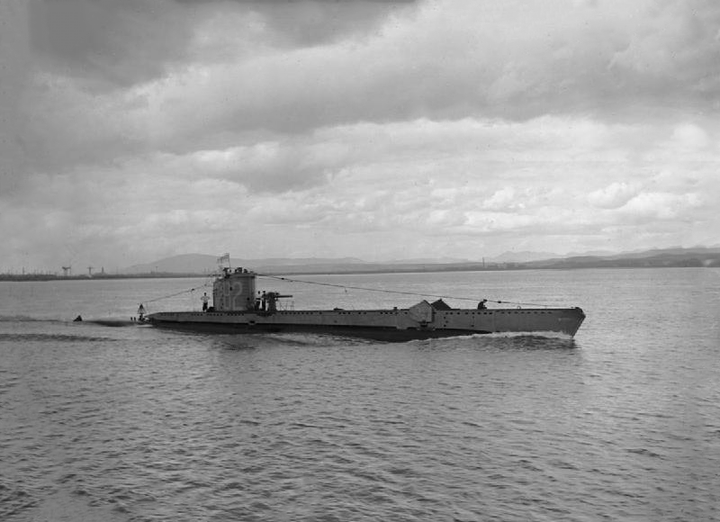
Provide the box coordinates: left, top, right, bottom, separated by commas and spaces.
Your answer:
217, 253, 230, 265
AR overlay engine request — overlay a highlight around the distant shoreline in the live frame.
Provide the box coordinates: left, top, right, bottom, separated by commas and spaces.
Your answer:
2, 259, 718, 282
8, 246, 717, 282
0, 272, 206, 282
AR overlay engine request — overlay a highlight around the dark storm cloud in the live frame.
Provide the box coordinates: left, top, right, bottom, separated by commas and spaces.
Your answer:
171, 0, 419, 52
129, 0, 720, 151
28, 0, 202, 88
28, 0, 417, 88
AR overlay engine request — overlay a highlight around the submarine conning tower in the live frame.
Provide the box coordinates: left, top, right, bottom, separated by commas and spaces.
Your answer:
212, 267, 257, 311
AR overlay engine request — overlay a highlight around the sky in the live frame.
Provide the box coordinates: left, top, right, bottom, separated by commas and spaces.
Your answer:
1, 0, 719, 272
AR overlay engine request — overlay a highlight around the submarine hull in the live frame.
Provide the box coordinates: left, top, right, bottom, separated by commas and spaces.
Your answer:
147, 306, 585, 342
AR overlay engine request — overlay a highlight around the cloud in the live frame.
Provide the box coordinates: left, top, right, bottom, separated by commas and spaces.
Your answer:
197, 0, 418, 49
670, 123, 711, 151
27, 0, 198, 88
191, 138, 350, 193
588, 182, 641, 209
6, 111, 719, 268
27, 0, 418, 89
619, 192, 704, 221
608, 0, 720, 85
17, 0, 720, 172
0, 1, 31, 195
2, 0, 720, 270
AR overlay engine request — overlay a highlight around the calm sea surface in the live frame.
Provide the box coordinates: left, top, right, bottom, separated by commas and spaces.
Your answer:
1, 268, 719, 521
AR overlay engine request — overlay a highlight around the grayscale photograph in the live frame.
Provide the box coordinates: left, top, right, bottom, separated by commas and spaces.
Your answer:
1, 0, 718, 520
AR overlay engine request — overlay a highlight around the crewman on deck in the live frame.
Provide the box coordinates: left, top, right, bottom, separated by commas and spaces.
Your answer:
477, 299, 488, 310
201, 292, 210, 312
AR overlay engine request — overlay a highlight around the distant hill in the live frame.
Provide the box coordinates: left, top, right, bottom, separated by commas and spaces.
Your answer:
122, 246, 720, 276
124, 254, 369, 275
488, 250, 558, 263
385, 257, 475, 264
125, 254, 216, 274
526, 246, 720, 269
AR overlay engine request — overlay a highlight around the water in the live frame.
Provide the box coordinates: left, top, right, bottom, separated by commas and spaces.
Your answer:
1, 268, 719, 521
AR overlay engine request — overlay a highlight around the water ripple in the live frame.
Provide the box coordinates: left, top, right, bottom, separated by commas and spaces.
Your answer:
3, 270, 720, 521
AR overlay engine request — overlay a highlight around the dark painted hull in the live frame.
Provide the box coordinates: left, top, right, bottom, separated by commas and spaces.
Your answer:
148, 319, 492, 342
147, 306, 585, 342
